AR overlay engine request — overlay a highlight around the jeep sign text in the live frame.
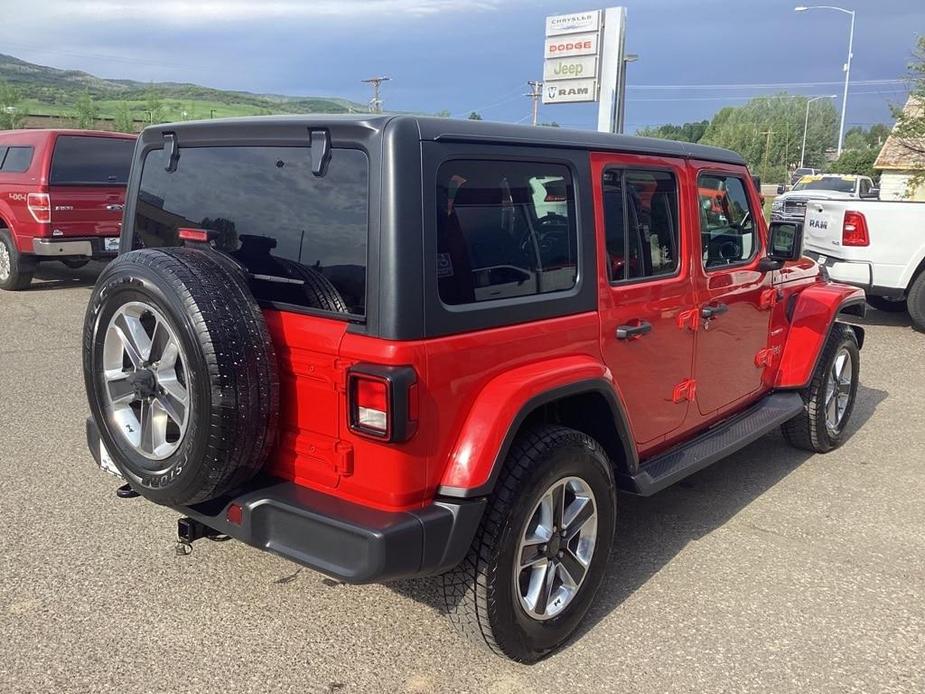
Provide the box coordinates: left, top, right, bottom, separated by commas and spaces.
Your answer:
544, 56, 598, 82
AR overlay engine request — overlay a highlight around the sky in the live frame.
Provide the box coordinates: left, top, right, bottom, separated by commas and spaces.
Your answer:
0, 0, 920, 132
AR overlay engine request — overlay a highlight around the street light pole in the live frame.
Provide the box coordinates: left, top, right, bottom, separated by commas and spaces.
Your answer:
800, 94, 837, 168
794, 5, 856, 157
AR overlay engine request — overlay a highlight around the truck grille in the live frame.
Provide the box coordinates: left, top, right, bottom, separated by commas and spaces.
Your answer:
783, 200, 807, 215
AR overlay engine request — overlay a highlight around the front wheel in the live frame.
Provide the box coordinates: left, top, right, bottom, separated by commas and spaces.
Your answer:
442, 425, 616, 662
782, 323, 860, 453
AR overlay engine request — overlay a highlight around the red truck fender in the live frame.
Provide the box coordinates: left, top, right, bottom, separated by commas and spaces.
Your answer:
437, 356, 637, 497
775, 283, 866, 390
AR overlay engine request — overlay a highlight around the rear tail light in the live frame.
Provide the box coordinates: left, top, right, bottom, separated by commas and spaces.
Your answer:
347, 365, 417, 442
842, 211, 869, 246
178, 227, 217, 242
27, 193, 51, 223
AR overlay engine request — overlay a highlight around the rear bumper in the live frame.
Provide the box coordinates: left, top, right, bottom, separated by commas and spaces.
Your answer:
32, 236, 118, 258
85, 417, 485, 583
805, 250, 873, 291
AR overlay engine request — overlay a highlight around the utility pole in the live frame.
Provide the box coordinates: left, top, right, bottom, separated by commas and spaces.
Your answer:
761, 129, 776, 175
361, 76, 391, 114
526, 81, 543, 126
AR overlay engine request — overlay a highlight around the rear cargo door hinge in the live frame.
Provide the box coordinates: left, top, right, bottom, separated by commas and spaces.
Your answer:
334, 441, 354, 476
672, 378, 697, 404
333, 358, 352, 393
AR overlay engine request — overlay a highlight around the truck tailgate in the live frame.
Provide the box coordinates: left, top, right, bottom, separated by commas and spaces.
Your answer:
49, 185, 125, 238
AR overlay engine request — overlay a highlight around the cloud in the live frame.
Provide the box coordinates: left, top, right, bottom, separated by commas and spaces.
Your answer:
45, 0, 513, 22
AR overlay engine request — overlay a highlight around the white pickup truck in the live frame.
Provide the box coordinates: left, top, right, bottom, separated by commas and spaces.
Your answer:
803, 199, 925, 331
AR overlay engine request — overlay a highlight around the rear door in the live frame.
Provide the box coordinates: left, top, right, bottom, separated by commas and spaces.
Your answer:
48, 135, 135, 244
593, 152, 697, 450
691, 164, 774, 416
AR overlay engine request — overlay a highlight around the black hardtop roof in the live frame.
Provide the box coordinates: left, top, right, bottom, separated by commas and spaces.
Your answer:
142, 114, 746, 166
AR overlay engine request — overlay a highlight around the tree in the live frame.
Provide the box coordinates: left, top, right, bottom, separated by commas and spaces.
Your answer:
74, 90, 99, 129
636, 120, 709, 143
826, 148, 879, 179
700, 94, 838, 183
434, 109, 451, 118
891, 36, 925, 195
0, 80, 25, 129
467, 111, 483, 120
144, 88, 165, 124
113, 101, 135, 133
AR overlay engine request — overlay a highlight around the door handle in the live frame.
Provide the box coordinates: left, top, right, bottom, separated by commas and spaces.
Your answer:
106, 204, 124, 212
616, 321, 652, 340
700, 303, 729, 319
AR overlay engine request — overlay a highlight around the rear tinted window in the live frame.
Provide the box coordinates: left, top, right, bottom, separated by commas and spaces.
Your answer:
436, 160, 578, 306
0, 146, 34, 173
50, 136, 133, 185
134, 146, 368, 316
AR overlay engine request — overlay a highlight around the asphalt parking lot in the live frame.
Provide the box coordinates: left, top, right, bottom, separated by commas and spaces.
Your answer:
1, 262, 923, 694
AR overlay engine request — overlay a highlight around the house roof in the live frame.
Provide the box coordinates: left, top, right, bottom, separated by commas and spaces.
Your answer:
874, 96, 925, 171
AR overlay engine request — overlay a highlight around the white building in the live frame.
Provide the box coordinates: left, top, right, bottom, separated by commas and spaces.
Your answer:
874, 96, 925, 201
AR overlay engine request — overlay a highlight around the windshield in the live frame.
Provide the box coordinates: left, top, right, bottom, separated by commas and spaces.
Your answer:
792, 176, 856, 193
50, 136, 134, 185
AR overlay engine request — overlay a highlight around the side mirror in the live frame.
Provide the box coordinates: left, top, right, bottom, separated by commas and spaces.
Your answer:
776, 184, 786, 195
862, 187, 880, 199
751, 175, 762, 193
768, 220, 803, 261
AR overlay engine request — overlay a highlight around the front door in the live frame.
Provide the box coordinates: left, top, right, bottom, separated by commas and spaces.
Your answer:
691, 165, 774, 416
593, 153, 697, 450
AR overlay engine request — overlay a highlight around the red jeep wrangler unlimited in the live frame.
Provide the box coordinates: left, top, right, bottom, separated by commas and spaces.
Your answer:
83, 116, 864, 662
0, 129, 136, 290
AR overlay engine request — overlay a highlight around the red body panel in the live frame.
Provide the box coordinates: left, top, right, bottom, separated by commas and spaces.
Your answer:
0, 130, 134, 253
253, 149, 851, 511
774, 282, 865, 389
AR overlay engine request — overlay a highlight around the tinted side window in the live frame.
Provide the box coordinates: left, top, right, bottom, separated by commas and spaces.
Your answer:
1, 146, 33, 172
698, 174, 757, 269
602, 168, 680, 282
436, 160, 578, 306
134, 146, 368, 316
50, 136, 134, 185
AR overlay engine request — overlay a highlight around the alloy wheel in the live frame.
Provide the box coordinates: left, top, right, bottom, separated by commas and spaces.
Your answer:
102, 301, 190, 461
824, 347, 853, 435
515, 476, 598, 621
0, 242, 10, 282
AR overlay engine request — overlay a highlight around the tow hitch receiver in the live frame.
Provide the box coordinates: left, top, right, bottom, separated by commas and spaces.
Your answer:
175, 516, 229, 556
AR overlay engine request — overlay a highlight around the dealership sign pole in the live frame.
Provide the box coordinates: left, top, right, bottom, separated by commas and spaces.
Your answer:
542, 7, 627, 134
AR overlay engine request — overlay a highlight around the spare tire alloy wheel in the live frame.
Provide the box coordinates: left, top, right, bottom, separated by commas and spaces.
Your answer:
516, 476, 598, 620
85, 248, 280, 506
103, 301, 189, 460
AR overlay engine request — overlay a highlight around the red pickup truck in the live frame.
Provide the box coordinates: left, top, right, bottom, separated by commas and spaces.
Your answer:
0, 129, 136, 290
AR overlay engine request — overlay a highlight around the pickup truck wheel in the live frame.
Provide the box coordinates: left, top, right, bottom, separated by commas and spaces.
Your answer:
907, 272, 925, 333
781, 324, 859, 453
61, 258, 91, 270
866, 295, 907, 313
83, 248, 279, 506
0, 229, 35, 291
441, 425, 616, 663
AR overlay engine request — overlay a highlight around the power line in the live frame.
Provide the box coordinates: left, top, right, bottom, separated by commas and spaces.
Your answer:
627, 78, 905, 90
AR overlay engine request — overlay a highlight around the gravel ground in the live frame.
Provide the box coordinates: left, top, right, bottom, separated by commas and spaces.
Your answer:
1, 262, 922, 693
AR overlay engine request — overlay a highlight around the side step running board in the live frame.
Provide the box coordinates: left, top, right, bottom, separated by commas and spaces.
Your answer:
618, 392, 805, 496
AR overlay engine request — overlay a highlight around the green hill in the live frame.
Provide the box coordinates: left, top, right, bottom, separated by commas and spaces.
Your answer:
0, 53, 367, 122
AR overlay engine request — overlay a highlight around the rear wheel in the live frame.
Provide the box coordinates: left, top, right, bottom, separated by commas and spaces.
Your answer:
865, 295, 906, 313
0, 230, 35, 291
782, 324, 859, 453
907, 272, 925, 333
442, 425, 616, 662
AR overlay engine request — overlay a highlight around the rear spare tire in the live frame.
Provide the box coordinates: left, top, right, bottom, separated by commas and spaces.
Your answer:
83, 247, 280, 506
